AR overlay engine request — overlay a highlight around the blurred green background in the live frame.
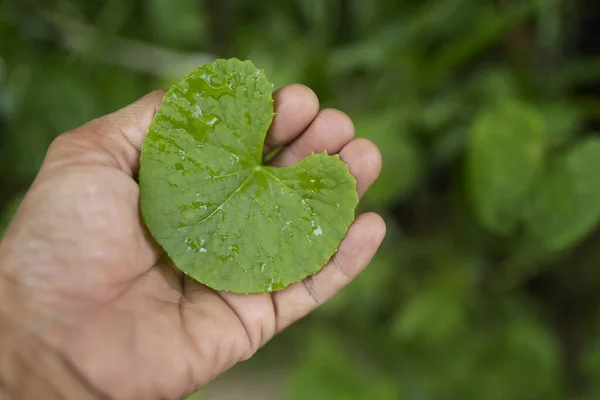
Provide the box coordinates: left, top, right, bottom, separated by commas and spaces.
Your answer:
2, 0, 600, 399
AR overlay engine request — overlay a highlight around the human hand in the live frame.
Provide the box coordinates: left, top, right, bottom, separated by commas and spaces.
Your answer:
0, 85, 385, 399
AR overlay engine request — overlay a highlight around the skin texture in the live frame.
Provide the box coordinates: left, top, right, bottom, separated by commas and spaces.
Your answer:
0, 85, 385, 400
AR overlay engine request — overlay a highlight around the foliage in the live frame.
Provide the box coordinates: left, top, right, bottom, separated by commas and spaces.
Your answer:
140, 58, 357, 293
526, 138, 600, 250
467, 101, 545, 234
2, 0, 600, 398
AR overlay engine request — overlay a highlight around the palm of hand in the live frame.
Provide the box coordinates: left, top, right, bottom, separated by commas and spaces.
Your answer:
0, 87, 384, 400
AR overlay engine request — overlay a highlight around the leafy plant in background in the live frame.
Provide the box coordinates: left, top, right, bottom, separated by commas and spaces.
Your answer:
2, 0, 600, 398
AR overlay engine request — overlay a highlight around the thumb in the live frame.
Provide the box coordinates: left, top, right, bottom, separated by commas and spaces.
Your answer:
42, 90, 166, 177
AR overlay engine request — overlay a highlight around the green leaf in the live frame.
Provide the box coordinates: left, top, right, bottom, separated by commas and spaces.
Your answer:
526, 137, 600, 250
139, 59, 358, 294
467, 102, 545, 233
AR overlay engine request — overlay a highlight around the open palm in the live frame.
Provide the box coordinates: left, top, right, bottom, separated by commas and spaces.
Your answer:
0, 85, 384, 399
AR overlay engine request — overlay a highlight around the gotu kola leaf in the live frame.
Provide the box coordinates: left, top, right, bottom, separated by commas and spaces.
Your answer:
139, 58, 358, 294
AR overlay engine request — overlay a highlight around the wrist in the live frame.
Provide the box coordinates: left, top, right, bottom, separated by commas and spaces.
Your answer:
0, 276, 102, 400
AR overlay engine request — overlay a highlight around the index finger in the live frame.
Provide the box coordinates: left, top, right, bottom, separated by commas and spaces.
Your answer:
262, 84, 320, 155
